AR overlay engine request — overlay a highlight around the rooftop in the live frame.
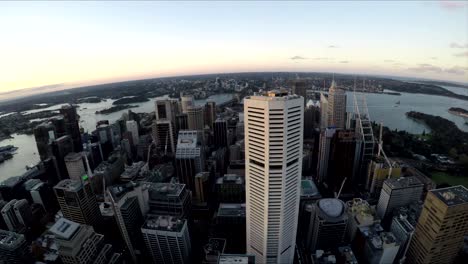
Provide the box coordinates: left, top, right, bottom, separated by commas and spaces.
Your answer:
301, 179, 320, 197
108, 182, 140, 201
146, 182, 185, 198
431, 185, 468, 206
246, 89, 301, 101
318, 198, 345, 218
176, 130, 199, 149
142, 215, 186, 232
64, 152, 82, 162
54, 179, 84, 192
0, 230, 25, 248
218, 254, 255, 264
218, 203, 246, 217
217, 174, 243, 184
49, 218, 80, 240
384, 176, 423, 189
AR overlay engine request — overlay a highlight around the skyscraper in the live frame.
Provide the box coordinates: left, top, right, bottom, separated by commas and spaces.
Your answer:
54, 179, 102, 227
406, 186, 468, 264
126, 120, 139, 147
205, 100, 217, 129
292, 79, 307, 105
141, 215, 192, 264
51, 135, 74, 180
376, 177, 423, 222
147, 183, 192, 218
33, 122, 56, 161
244, 90, 303, 264
155, 98, 180, 123
0, 230, 31, 264
59, 105, 83, 151
319, 93, 328, 130
152, 120, 176, 154
181, 94, 195, 113
213, 118, 228, 148
64, 152, 86, 180
327, 80, 346, 129
175, 131, 204, 192
187, 105, 205, 131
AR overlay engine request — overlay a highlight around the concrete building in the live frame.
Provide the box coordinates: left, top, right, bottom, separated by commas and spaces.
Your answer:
244, 90, 303, 263
204, 101, 217, 129
319, 93, 328, 130
291, 79, 307, 105
59, 105, 83, 152
213, 118, 228, 148
194, 172, 210, 204
390, 213, 415, 263
65, 152, 86, 180
187, 105, 205, 131
317, 127, 336, 183
346, 198, 379, 242
327, 80, 346, 129
376, 177, 423, 222
54, 179, 101, 227
51, 135, 75, 180
367, 156, 402, 196
1, 199, 29, 233
363, 232, 400, 264
120, 161, 145, 182
218, 254, 255, 264
147, 183, 191, 218
126, 120, 139, 147
152, 120, 176, 154
216, 174, 245, 203
141, 215, 191, 264
155, 98, 180, 123
175, 131, 204, 193
34, 122, 56, 161
0, 230, 31, 264
181, 94, 195, 113
406, 186, 468, 264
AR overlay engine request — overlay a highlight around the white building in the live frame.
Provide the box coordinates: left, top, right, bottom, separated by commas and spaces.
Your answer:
126, 120, 139, 146
327, 80, 346, 129
244, 89, 303, 264
141, 215, 191, 264
64, 152, 86, 180
319, 93, 328, 130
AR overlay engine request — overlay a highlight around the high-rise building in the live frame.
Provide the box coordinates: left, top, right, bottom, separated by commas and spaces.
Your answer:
126, 120, 139, 147
1, 199, 29, 233
155, 98, 180, 123
49, 218, 120, 264
107, 182, 148, 262
175, 131, 204, 192
152, 120, 176, 154
181, 94, 195, 113
187, 105, 205, 131
327, 80, 346, 129
64, 152, 86, 180
376, 177, 423, 221
390, 213, 415, 263
175, 113, 189, 133
194, 172, 210, 204
303, 105, 320, 139
213, 118, 228, 148
147, 183, 191, 218
309, 198, 348, 251
59, 105, 83, 151
34, 122, 56, 161
346, 198, 379, 242
244, 90, 303, 263
51, 135, 74, 180
54, 179, 102, 227
319, 93, 328, 130
406, 186, 468, 264
367, 157, 402, 196
204, 101, 217, 129
218, 254, 255, 264
317, 127, 336, 183
363, 231, 400, 264
0, 230, 31, 264
215, 174, 245, 203
292, 79, 307, 105
214, 203, 247, 253
141, 215, 192, 264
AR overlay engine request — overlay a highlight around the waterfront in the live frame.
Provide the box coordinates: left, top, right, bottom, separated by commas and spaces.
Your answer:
0, 91, 467, 180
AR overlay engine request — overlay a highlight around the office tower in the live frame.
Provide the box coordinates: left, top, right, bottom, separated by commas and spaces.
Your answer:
175, 131, 204, 192
1, 199, 26, 233
327, 80, 346, 129
363, 232, 400, 264
126, 120, 139, 146
0, 230, 31, 264
136, 134, 152, 161
229, 143, 241, 162
25, 180, 57, 213
50, 218, 120, 264
92, 150, 125, 193
244, 90, 303, 263
54, 179, 101, 226
213, 118, 228, 148
346, 198, 379, 242
406, 186, 468, 264
155, 98, 180, 123
376, 177, 423, 221
59, 105, 83, 151
107, 182, 148, 263
187, 105, 205, 130
317, 127, 336, 182
216, 174, 245, 203
147, 183, 191, 218
51, 135, 74, 180
194, 172, 210, 204
175, 113, 189, 132
205, 101, 217, 128
215, 203, 247, 253
141, 215, 192, 264
64, 152, 86, 180
34, 122, 56, 160
304, 105, 320, 139
152, 120, 176, 154
308, 198, 348, 251
13, 199, 33, 229
292, 79, 307, 105
319, 93, 328, 130
120, 161, 146, 182
367, 157, 401, 196
97, 124, 114, 159
390, 213, 415, 263
204, 238, 226, 263
218, 254, 255, 264
181, 94, 195, 113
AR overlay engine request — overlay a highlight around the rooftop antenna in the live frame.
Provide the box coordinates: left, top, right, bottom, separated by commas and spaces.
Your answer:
336, 177, 347, 199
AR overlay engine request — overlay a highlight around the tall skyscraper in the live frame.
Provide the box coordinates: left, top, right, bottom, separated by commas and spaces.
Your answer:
126, 120, 139, 147
33, 122, 56, 161
187, 105, 205, 131
292, 79, 307, 105
175, 113, 189, 133
327, 80, 346, 129
54, 179, 102, 227
0, 230, 31, 264
317, 127, 336, 182
147, 183, 192, 218
51, 135, 74, 180
49, 218, 120, 264
213, 118, 228, 148
244, 90, 303, 263
204, 100, 217, 129
141, 215, 192, 264
155, 98, 180, 123
152, 120, 176, 154
181, 94, 195, 113
1, 199, 29, 233
64, 152, 86, 180
175, 131, 204, 192
376, 177, 423, 221
59, 105, 83, 151
406, 186, 468, 264
319, 93, 329, 130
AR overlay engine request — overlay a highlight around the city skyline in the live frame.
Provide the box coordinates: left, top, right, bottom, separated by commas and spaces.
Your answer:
0, 0, 467, 98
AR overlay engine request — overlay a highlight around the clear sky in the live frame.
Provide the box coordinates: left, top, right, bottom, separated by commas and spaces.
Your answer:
0, 1, 467, 95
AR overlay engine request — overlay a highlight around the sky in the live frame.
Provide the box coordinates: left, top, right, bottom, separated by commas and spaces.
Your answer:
0, 1, 467, 97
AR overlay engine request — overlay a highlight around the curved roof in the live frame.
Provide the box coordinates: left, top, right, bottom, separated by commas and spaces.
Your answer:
318, 198, 344, 218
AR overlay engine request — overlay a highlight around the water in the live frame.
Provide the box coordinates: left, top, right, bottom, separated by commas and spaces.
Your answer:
0, 92, 466, 181
440, 85, 468, 97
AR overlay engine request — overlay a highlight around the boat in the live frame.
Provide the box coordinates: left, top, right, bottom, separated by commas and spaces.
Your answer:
395, 101, 400, 105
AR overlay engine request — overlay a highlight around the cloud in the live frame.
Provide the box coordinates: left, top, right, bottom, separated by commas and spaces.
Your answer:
408, 64, 467, 75
430, 57, 437, 60
440, 0, 466, 10
450, 42, 468, 48
313, 57, 331, 60
339, 61, 349, 64
444, 66, 467, 75
454, 51, 468, 57
328, 45, 338, 48
290, 56, 308, 60
384, 60, 395, 63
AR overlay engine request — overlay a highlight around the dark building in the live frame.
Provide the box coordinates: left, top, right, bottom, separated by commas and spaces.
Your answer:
214, 203, 246, 253
59, 105, 82, 152
204, 101, 217, 129
33, 122, 56, 161
147, 183, 191, 218
213, 118, 228, 148
175, 113, 188, 133
303, 105, 320, 139
50, 135, 74, 180
0, 230, 32, 264
292, 79, 307, 105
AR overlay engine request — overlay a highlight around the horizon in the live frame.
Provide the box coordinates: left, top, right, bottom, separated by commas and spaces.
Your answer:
0, 1, 467, 97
